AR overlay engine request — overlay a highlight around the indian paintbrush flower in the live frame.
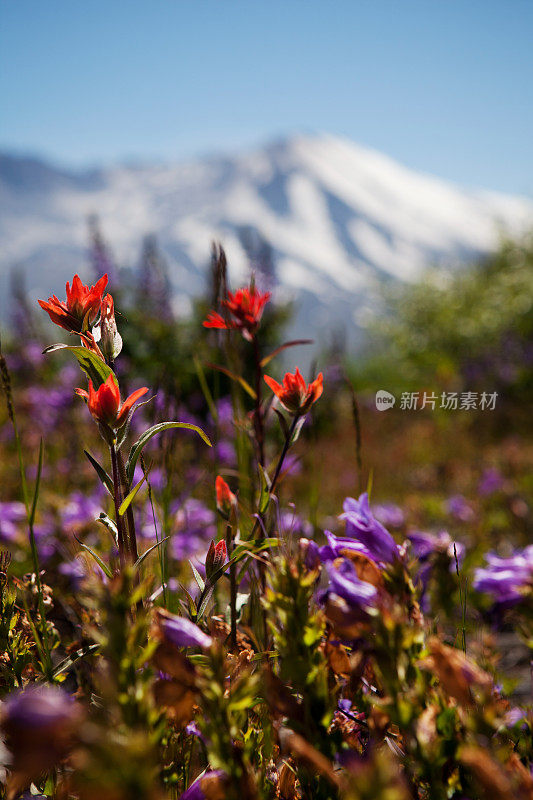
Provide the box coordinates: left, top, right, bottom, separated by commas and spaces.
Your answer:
203, 284, 271, 341
205, 538, 227, 579
79, 330, 105, 360
215, 475, 236, 519
264, 367, 323, 415
75, 374, 148, 432
38, 273, 108, 333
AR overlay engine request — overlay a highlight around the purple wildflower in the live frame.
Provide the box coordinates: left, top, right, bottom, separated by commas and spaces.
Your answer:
478, 468, 505, 497
373, 502, 405, 529
60, 491, 102, 530
299, 538, 321, 569
408, 530, 465, 611
215, 397, 234, 431
2, 684, 76, 731
59, 558, 87, 588
341, 493, 399, 564
214, 438, 237, 467
279, 508, 313, 539
318, 530, 375, 564
132, 464, 166, 492
170, 499, 216, 561
337, 698, 353, 714
158, 613, 213, 649
185, 721, 205, 742
322, 560, 377, 611
178, 771, 226, 799
446, 495, 475, 522
505, 707, 527, 727
0, 501, 26, 542
408, 530, 465, 565
474, 545, 533, 607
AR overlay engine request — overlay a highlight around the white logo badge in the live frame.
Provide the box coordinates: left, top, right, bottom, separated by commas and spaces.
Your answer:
375, 390, 395, 411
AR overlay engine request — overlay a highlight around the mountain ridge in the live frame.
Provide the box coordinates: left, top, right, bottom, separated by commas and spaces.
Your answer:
1, 133, 532, 345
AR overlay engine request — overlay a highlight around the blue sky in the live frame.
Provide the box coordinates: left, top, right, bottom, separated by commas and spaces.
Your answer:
1, 0, 532, 194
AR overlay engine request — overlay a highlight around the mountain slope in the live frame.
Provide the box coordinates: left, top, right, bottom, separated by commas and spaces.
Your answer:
1, 134, 531, 343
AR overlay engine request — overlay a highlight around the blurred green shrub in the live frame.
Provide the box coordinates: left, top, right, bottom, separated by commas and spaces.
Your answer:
352, 233, 533, 402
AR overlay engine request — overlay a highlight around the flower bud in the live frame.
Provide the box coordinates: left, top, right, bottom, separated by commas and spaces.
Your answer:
215, 475, 236, 519
98, 294, 122, 361
205, 539, 227, 579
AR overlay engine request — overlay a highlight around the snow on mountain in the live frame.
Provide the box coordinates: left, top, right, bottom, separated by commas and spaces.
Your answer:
1, 133, 531, 345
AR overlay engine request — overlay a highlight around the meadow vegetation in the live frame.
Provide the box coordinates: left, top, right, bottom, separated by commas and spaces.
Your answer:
0, 230, 531, 800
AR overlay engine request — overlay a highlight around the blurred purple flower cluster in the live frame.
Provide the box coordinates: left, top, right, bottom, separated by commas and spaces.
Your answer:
474, 545, 533, 607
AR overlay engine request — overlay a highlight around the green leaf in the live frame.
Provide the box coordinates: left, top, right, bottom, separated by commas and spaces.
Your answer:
366, 468, 374, 501
134, 536, 170, 568
196, 587, 214, 620
178, 582, 197, 617
126, 422, 211, 483
43, 344, 115, 388
234, 539, 280, 584
290, 415, 306, 445
51, 643, 100, 679
74, 538, 114, 579
96, 512, 118, 545
205, 362, 257, 400
187, 654, 209, 666
232, 538, 279, 561
273, 408, 289, 440
119, 466, 151, 516
258, 464, 272, 514
29, 438, 44, 528
194, 355, 218, 422
84, 450, 113, 495
260, 339, 313, 369
189, 560, 205, 593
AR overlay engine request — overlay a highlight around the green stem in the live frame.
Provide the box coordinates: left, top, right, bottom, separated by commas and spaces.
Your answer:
110, 441, 128, 569
252, 334, 265, 468
226, 522, 237, 650
117, 449, 138, 563
143, 454, 166, 607
453, 543, 467, 654
269, 413, 300, 495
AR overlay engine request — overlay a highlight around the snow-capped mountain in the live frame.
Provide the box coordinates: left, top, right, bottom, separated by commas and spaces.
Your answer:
1, 133, 531, 345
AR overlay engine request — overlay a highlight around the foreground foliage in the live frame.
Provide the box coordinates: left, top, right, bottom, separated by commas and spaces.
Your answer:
0, 244, 531, 800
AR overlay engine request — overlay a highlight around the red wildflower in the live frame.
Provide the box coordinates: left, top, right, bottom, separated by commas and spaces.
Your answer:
203, 285, 271, 340
264, 368, 323, 415
79, 331, 105, 360
75, 374, 148, 430
215, 475, 237, 518
38, 274, 108, 333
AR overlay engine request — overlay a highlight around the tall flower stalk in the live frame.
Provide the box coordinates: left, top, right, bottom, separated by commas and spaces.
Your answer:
38, 274, 209, 577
